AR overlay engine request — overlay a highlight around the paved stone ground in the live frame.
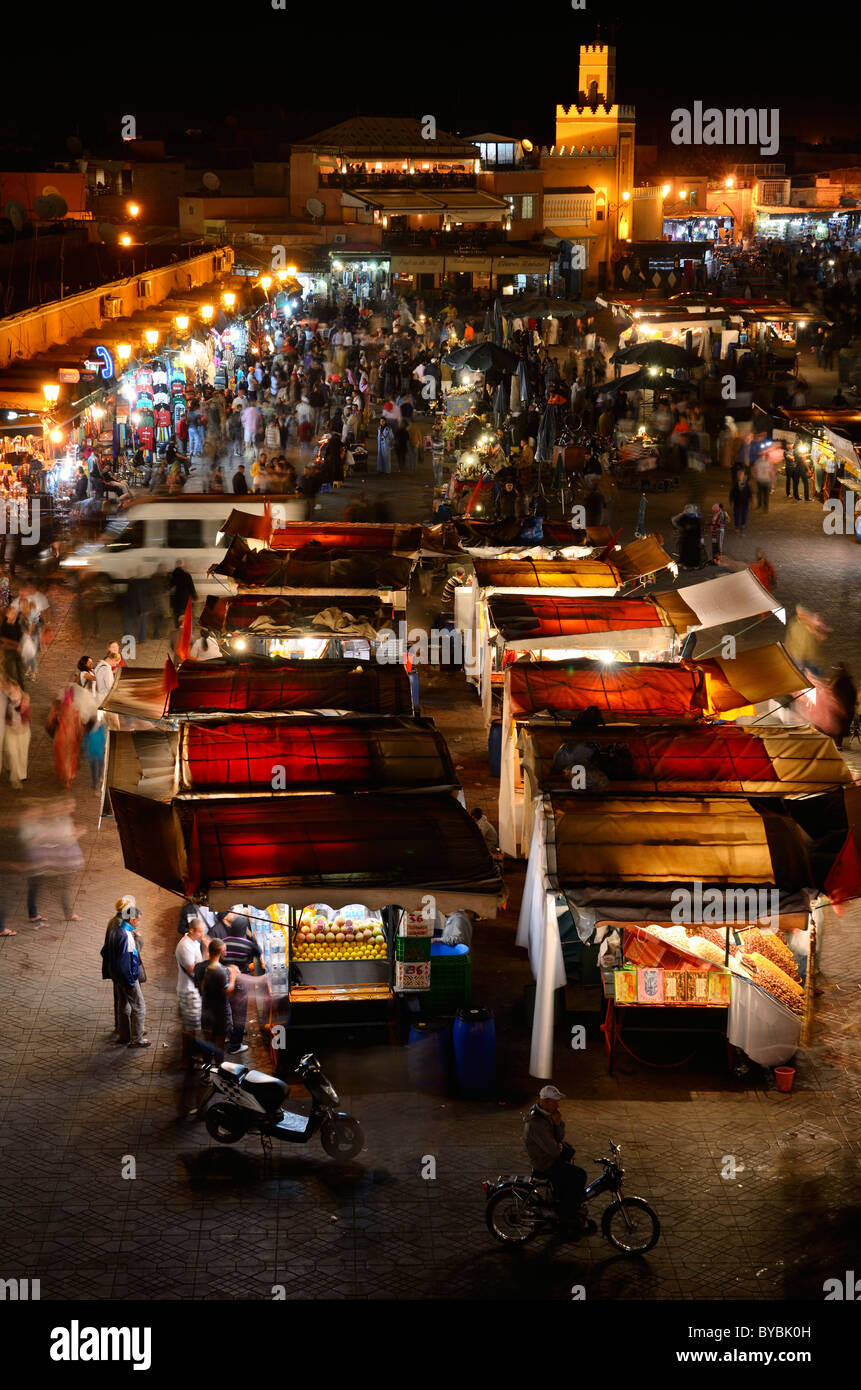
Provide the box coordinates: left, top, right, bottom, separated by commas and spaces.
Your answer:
0, 341, 859, 1302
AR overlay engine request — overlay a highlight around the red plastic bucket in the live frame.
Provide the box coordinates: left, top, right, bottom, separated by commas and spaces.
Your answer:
774, 1066, 795, 1093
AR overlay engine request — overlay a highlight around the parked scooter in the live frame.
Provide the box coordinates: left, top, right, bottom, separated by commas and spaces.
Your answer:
483, 1140, 660, 1253
200, 1052, 364, 1159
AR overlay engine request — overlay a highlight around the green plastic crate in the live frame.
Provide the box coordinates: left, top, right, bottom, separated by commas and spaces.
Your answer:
396, 936, 432, 963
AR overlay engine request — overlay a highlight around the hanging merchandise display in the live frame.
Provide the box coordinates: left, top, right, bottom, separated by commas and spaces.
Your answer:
152, 360, 172, 447
170, 362, 187, 434
134, 367, 155, 454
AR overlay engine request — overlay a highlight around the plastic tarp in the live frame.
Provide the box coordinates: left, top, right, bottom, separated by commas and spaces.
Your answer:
695, 643, 807, 711
473, 557, 622, 595
110, 789, 504, 914
487, 595, 676, 652
654, 568, 783, 634
506, 658, 707, 721
515, 801, 567, 1078
270, 521, 422, 555
518, 723, 850, 798
209, 535, 413, 593
727, 976, 802, 1066
544, 794, 811, 890
103, 660, 413, 721
201, 594, 392, 639
613, 536, 675, 582
179, 718, 455, 793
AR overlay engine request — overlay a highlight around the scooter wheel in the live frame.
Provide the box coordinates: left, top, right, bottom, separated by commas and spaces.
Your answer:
204, 1103, 247, 1144
321, 1116, 365, 1160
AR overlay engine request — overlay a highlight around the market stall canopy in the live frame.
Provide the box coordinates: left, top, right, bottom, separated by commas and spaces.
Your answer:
216, 513, 423, 556
506, 659, 707, 721
201, 594, 391, 641
474, 556, 622, 595
487, 595, 676, 652
105, 715, 457, 807
654, 568, 784, 634
209, 535, 414, 592
452, 517, 611, 553
694, 643, 807, 712
518, 723, 850, 797
543, 793, 814, 907
110, 790, 505, 914
102, 659, 413, 721
613, 535, 675, 582
611, 340, 697, 368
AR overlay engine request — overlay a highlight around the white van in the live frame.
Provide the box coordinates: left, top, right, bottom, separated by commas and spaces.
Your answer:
61, 494, 306, 598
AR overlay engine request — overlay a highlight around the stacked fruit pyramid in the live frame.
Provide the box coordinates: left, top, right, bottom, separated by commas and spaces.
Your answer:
292, 908, 387, 962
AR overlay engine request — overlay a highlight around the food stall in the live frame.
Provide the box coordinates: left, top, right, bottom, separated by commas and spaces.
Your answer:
199, 592, 395, 662
110, 789, 504, 1028
498, 642, 809, 856
516, 788, 856, 1077
460, 537, 675, 696
101, 658, 414, 725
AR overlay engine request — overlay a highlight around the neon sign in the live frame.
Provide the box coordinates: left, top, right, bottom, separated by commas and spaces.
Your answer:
95, 345, 115, 380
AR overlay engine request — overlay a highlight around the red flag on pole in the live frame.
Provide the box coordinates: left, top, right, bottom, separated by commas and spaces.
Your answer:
176, 599, 193, 664
597, 528, 623, 563
823, 829, 861, 916
163, 657, 179, 695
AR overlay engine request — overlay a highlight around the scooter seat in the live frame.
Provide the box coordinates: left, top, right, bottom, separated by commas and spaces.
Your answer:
242, 1070, 288, 1111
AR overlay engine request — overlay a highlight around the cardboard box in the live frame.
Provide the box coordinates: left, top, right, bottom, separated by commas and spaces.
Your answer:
394, 961, 431, 992
708, 970, 732, 1006
614, 968, 638, 1004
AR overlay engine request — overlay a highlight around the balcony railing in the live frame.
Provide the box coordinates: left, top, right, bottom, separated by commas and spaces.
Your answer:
382, 227, 505, 250
319, 170, 478, 191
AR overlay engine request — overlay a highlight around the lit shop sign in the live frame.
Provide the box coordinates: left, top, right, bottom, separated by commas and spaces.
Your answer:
95, 346, 115, 380
58, 369, 80, 384
83, 348, 115, 380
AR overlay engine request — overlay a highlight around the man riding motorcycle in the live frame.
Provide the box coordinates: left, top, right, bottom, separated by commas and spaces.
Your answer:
523, 1085, 595, 1231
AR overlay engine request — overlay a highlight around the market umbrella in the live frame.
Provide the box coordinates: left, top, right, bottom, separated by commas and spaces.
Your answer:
493, 297, 505, 347
444, 342, 521, 373
506, 296, 599, 318
493, 382, 507, 428
612, 340, 696, 369
597, 367, 675, 395
535, 404, 556, 468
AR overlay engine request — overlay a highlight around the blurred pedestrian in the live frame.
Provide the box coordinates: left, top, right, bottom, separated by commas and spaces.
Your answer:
729, 466, 752, 534
193, 939, 237, 1059
168, 560, 197, 627
53, 686, 84, 790
830, 663, 857, 749
3, 678, 30, 789
82, 717, 107, 796
20, 795, 84, 925
710, 502, 728, 563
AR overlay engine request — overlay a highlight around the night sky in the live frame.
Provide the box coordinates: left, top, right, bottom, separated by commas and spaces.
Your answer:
6, 2, 860, 154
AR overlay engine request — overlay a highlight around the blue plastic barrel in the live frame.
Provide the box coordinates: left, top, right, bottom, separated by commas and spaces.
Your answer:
407, 1019, 452, 1094
453, 1007, 496, 1099
488, 721, 502, 776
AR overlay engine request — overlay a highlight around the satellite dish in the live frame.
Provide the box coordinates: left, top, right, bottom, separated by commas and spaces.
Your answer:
202, 171, 221, 191
306, 197, 325, 221
3, 201, 26, 232
98, 222, 121, 244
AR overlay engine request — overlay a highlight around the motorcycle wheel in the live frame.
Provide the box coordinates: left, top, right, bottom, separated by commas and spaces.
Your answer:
321, 1116, 365, 1160
601, 1197, 661, 1254
486, 1189, 539, 1245
204, 1103, 247, 1145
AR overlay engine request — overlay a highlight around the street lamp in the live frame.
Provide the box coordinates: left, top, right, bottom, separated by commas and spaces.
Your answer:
200, 305, 214, 320
50, 428, 63, 443
725, 176, 735, 189
42, 383, 60, 404
116, 343, 132, 361
259, 276, 272, 291
174, 315, 189, 331
222, 291, 236, 308
679, 189, 688, 199
286, 265, 297, 277
661, 184, 671, 197
622, 190, 630, 202
144, 329, 159, 348
127, 202, 140, 218
120, 235, 132, 246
